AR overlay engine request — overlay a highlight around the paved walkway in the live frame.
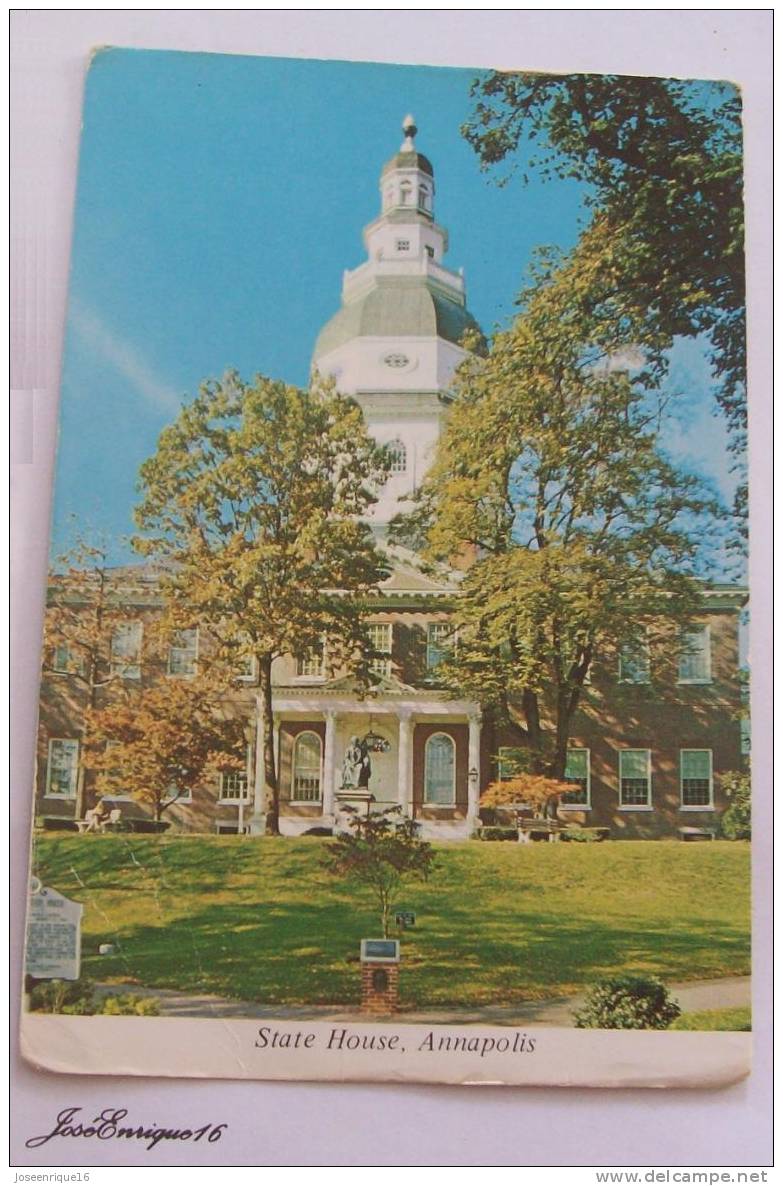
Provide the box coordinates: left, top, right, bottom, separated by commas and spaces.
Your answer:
96, 976, 751, 1026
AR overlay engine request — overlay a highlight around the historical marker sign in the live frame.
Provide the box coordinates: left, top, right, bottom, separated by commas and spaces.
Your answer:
26, 884, 83, 980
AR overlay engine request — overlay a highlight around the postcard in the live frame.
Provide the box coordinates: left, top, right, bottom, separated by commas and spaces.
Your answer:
20, 47, 751, 1088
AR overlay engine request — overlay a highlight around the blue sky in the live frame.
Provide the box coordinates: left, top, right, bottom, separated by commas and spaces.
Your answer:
53, 48, 738, 567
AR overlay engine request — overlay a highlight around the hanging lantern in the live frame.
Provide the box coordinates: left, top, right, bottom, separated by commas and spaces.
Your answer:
363, 718, 391, 753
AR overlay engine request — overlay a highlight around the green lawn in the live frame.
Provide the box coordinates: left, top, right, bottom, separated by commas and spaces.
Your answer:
671, 1007, 751, 1032
32, 835, 750, 1008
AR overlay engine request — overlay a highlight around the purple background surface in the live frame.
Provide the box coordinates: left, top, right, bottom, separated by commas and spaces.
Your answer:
10, 10, 772, 1169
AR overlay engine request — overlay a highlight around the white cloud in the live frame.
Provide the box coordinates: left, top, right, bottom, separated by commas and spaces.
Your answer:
68, 299, 182, 414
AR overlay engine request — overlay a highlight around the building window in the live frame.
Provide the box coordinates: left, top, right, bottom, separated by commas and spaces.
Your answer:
396, 239, 410, 252
368, 623, 392, 678
215, 823, 247, 835
219, 771, 250, 802
418, 184, 430, 211
399, 182, 412, 205
425, 244, 435, 259
618, 633, 650, 684
426, 622, 453, 672
680, 749, 713, 809
387, 439, 407, 474
45, 738, 79, 798
562, 748, 590, 807
292, 731, 322, 802
168, 628, 198, 677
497, 746, 523, 782
740, 717, 751, 758
678, 625, 711, 683
51, 643, 79, 674
110, 621, 142, 679
424, 733, 456, 805
619, 749, 652, 808
296, 646, 325, 679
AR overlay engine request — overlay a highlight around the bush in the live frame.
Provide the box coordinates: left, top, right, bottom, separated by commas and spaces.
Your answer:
561, 827, 609, 843
720, 771, 751, 840
27, 978, 159, 1016
574, 976, 681, 1030
477, 826, 519, 842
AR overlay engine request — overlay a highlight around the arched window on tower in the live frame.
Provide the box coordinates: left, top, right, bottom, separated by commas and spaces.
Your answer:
418, 184, 431, 212
386, 439, 407, 475
399, 181, 412, 206
424, 733, 456, 805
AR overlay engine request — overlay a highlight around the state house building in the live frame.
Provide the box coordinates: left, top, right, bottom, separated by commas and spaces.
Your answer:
36, 118, 747, 841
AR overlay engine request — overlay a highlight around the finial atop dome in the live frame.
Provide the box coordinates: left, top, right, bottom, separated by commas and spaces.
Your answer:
400, 113, 418, 151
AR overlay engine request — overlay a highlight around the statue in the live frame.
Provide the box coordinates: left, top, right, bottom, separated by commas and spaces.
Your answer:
341, 736, 371, 789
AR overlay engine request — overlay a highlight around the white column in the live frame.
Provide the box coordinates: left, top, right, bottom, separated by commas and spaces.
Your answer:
252, 695, 265, 823
323, 710, 337, 819
397, 711, 413, 813
468, 714, 482, 826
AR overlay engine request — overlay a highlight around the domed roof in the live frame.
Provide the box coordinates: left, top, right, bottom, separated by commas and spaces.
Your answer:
381, 149, 434, 178
314, 276, 483, 359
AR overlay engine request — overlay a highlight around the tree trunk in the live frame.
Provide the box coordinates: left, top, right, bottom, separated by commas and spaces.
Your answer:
259, 654, 279, 835
521, 689, 546, 772
549, 683, 583, 779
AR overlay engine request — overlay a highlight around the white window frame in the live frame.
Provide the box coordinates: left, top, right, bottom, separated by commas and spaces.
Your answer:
294, 643, 326, 682
423, 732, 456, 807
167, 628, 199, 678
99, 740, 134, 801
291, 730, 323, 803
679, 749, 714, 811
618, 631, 651, 684
618, 748, 653, 810
218, 770, 251, 804
678, 625, 712, 684
426, 621, 453, 673
235, 652, 258, 683
110, 620, 143, 680
562, 747, 591, 809
45, 738, 79, 798
51, 642, 78, 674
368, 622, 392, 678
163, 785, 192, 805
386, 438, 407, 474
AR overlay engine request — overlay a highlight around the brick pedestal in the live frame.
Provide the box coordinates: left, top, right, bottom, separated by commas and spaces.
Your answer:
361, 961, 400, 1014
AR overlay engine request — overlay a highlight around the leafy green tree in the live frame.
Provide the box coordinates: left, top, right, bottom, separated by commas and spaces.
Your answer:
462, 72, 746, 519
719, 771, 751, 840
392, 248, 721, 778
326, 809, 436, 938
134, 370, 390, 833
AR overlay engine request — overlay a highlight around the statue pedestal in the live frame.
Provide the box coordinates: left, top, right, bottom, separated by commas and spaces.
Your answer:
334, 789, 375, 833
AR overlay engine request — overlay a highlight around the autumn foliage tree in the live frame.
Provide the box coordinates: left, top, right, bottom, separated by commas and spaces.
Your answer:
133, 370, 390, 833
42, 536, 139, 819
83, 675, 247, 822
392, 246, 722, 779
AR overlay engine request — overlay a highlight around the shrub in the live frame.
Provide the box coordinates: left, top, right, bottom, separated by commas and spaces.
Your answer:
574, 976, 681, 1030
720, 771, 751, 840
477, 826, 519, 842
561, 827, 609, 843
27, 978, 159, 1016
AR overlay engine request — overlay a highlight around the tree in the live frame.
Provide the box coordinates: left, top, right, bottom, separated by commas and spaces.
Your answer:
134, 370, 390, 833
481, 773, 576, 817
326, 809, 436, 938
42, 535, 136, 819
83, 673, 248, 822
719, 771, 751, 840
391, 245, 721, 778
462, 72, 746, 521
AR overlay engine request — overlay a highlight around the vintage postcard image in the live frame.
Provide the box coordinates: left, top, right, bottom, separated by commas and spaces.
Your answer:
21, 49, 751, 1086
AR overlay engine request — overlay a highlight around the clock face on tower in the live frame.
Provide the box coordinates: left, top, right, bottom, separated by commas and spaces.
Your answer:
383, 352, 410, 369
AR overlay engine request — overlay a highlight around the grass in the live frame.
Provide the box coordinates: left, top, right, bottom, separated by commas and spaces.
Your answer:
671, 1007, 751, 1031
32, 835, 750, 1009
